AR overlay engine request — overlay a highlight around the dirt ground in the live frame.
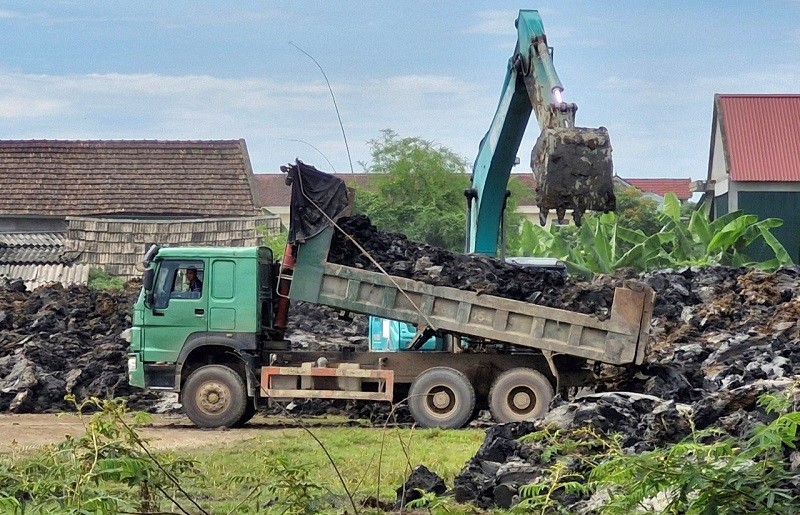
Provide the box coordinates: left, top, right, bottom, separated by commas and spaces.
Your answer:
0, 413, 323, 453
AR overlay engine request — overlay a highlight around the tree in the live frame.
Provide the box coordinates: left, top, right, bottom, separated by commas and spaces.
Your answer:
613, 185, 663, 236
354, 130, 471, 251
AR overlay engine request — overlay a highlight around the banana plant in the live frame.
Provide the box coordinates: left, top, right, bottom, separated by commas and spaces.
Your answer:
513, 192, 793, 278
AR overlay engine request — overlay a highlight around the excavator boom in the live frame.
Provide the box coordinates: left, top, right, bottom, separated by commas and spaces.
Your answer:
468, 10, 615, 255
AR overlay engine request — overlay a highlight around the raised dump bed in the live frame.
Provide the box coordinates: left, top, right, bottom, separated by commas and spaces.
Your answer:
288, 226, 654, 367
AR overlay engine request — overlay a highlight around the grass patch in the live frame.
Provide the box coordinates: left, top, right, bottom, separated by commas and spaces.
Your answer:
0, 406, 485, 513
180, 425, 484, 512
87, 267, 125, 290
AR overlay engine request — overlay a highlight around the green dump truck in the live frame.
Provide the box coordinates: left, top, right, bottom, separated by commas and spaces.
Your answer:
128, 164, 654, 429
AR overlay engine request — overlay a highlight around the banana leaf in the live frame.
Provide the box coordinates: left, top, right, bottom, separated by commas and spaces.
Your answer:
707, 214, 759, 253
662, 192, 682, 222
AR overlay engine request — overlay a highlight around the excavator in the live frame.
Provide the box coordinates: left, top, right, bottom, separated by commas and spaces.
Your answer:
466, 9, 615, 256
371, 9, 616, 352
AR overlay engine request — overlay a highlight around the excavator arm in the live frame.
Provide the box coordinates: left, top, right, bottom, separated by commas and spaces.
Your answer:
467, 10, 615, 256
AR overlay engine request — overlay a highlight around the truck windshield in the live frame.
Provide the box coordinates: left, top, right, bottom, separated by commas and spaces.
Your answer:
152, 260, 204, 309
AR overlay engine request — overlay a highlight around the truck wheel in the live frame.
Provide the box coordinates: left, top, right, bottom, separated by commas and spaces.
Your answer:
408, 367, 475, 429
489, 368, 553, 423
182, 365, 247, 428
231, 399, 257, 428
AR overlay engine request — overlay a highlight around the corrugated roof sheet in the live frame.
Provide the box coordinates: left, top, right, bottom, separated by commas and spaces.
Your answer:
622, 178, 692, 200
0, 231, 66, 265
0, 232, 64, 247
0, 263, 91, 290
0, 139, 260, 216
716, 95, 800, 182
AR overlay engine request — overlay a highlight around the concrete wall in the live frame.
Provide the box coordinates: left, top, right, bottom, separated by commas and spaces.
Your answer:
0, 217, 68, 233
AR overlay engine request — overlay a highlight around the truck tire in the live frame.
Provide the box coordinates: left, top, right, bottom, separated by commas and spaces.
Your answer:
408, 367, 475, 429
489, 368, 553, 423
231, 399, 257, 428
182, 365, 247, 428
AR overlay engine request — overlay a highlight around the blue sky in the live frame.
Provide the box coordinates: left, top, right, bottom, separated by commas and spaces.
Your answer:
0, 1, 798, 181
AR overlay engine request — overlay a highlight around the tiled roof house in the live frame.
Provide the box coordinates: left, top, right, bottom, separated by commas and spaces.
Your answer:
0, 140, 276, 285
616, 178, 693, 202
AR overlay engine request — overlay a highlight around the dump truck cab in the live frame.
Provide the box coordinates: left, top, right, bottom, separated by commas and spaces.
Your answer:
128, 246, 276, 396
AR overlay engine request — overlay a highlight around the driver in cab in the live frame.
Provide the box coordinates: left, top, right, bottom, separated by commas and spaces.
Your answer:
185, 267, 202, 293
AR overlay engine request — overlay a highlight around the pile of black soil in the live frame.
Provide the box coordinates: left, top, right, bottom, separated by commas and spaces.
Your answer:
285, 302, 367, 351
260, 397, 413, 425
0, 279, 158, 413
0, 279, 370, 414
329, 215, 623, 318
449, 265, 800, 510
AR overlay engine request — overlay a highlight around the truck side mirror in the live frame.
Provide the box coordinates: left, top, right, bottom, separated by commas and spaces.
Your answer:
143, 268, 155, 290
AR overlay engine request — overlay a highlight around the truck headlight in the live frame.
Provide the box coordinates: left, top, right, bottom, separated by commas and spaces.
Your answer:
127, 356, 138, 372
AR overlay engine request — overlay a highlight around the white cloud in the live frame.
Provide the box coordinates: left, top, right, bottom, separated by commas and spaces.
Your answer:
0, 69, 495, 173
0, 96, 68, 118
463, 10, 604, 47
0, 10, 20, 19
463, 10, 520, 35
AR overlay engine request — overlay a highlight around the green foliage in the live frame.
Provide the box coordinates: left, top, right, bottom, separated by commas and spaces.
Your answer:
259, 225, 288, 261
514, 462, 589, 514
503, 175, 531, 256
0, 397, 197, 514
405, 490, 479, 514
514, 193, 793, 277
614, 186, 664, 236
230, 455, 329, 514
87, 268, 125, 291
511, 384, 800, 514
513, 426, 621, 514
593, 389, 800, 514
186, 424, 483, 512
354, 130, 470, 251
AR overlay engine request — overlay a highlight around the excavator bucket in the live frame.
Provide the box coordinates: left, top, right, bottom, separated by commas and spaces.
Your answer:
531, 126, 615, 226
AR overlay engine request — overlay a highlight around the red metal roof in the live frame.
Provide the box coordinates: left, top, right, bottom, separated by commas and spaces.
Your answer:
254, 173, 374, 208
254, 172, 542, 208
716, 94, 800, 182
622, 178, 692, 201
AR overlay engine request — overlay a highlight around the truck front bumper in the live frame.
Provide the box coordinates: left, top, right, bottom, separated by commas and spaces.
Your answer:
127, 352, 145, 388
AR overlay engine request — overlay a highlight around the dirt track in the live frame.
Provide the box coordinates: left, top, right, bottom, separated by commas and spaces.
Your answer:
0, 413, 339, 453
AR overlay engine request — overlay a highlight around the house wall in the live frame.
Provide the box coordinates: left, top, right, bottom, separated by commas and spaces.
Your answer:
737, 189, 800, 263
710, 119, 730, 196
266, 206, 290, 230
65, 216, 279, 278
0, 217, 68, 233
